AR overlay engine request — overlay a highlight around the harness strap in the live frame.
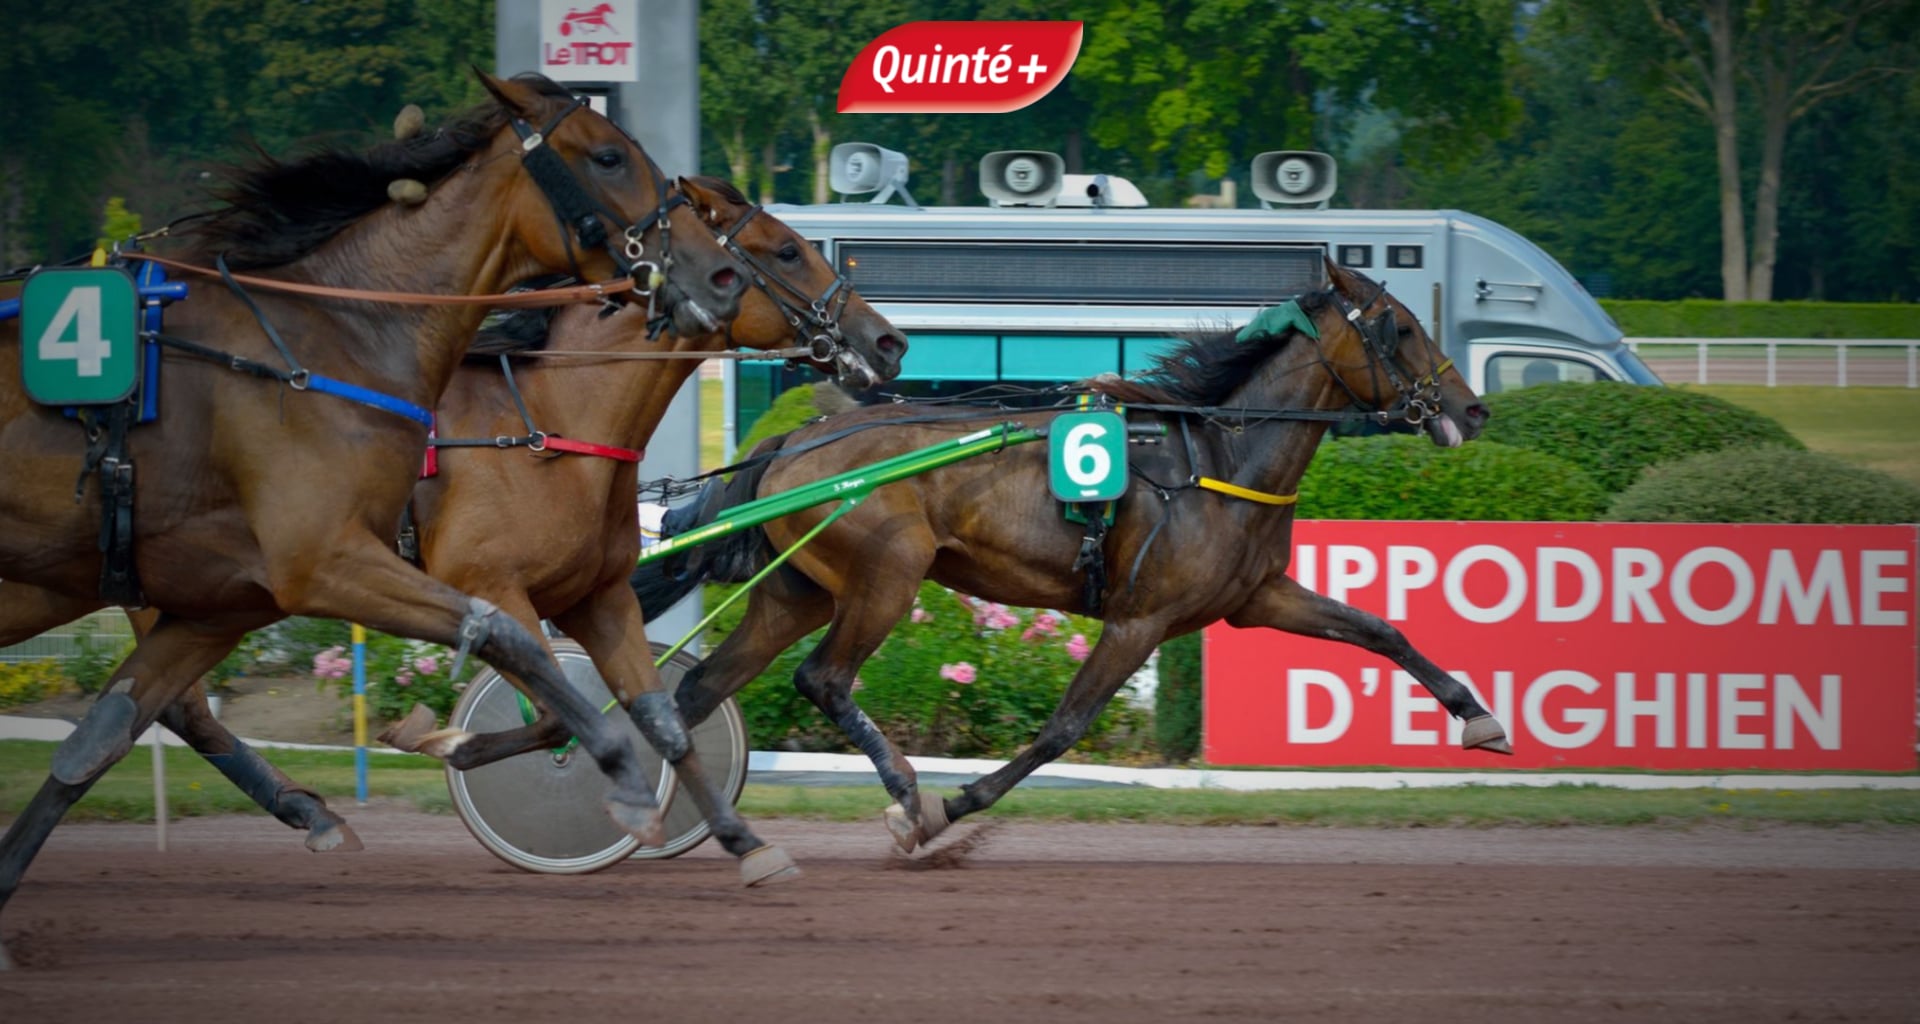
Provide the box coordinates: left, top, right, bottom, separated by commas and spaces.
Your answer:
1195, 477, 1298, 505
425, 355, 642, 463
150, 333, 434, 427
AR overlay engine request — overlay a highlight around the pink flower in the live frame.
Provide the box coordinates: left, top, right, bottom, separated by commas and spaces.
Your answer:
395, 670, 414, 688
1032, 612, 1061, 636
311, 646, 351, 680
910, 608, 933, 624
939, 662, 977, 685
1065, 634, 1091, 662
413, 655, 439, 675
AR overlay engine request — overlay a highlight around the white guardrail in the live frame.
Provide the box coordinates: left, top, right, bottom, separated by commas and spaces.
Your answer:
1625, 338, 1920, 388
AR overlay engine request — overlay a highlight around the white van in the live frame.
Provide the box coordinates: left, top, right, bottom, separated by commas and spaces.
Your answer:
725, 146, 1659, 451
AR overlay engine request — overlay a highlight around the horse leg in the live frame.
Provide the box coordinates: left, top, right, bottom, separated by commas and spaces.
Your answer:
942, 620, 1166, 833
554, 584, 800, 887
1226, 574, 1511, 754
672, 572, 833, 728
266, 537, 664, 844
375, 591, 576, 767
156, 680, 363, 852
0, 615, 249, 970
785, 575, 933, 852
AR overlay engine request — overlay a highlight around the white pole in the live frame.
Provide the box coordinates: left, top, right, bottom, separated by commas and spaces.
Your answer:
150, 724, 167, 853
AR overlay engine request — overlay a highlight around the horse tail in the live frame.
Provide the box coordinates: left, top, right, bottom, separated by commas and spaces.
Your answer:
630, 433, 790, 620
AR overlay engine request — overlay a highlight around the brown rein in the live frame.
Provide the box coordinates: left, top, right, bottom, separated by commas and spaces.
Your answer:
122, 252, 638, 309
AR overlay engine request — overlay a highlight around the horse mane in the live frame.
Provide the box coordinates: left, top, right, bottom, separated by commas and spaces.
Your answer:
183, 75, 577, 271
1091, 288, 1333, 406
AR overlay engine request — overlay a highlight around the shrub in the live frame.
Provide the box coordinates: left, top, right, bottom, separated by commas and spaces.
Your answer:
1481, 381, 1802, 493
67, 618, 135, 694
1153, 633, 1203, 763
0, 660, 68, 709
1599, 299, 1920, 339
1300, 434, 1608, 521
736, 383, 826, 458
706, 580, 1146, 760
311, 632, 461, 725
1608, 446, 1920, 524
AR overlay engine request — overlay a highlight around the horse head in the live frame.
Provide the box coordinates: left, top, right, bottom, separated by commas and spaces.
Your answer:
475, 72, 745, 337
1319, 259, 1488, 447
678, 176, 907, 390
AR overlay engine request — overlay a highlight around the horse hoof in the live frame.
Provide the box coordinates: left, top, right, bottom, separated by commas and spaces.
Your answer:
306, 820, 364, 853
415, 728, 473, 761
739, 845, 802, 887
883, 803, 920, 852
51, 691, 138, 785
606, 792, 666, 847
1462, 716, 1513, 755
916, 790, 952, 844
376, 704, 437, 753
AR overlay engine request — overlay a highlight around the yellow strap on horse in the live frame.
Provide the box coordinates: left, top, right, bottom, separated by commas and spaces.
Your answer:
1417, 357, 1455, 388
1197, 477, 1297, 505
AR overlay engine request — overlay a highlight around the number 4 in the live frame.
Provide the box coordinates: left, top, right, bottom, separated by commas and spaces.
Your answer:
37, 286, 113, 378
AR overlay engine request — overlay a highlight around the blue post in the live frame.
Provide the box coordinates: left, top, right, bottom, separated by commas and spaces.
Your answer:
351, 624, 368, 805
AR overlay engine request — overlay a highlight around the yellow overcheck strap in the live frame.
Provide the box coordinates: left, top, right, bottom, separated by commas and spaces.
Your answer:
1197, 477, 1298, 505
90, 247, 109, 267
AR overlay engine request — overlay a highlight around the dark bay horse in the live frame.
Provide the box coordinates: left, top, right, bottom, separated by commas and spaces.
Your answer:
0, 72, 746, 964
636, 262, 1513, 852
132, 176, 904, 882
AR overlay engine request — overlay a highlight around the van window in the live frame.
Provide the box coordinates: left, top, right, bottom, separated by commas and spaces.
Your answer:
1485, 354, 1610, 394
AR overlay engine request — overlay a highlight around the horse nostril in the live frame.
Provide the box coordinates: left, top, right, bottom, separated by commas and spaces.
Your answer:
877, 334, 905, 356
1467, 403, 1489, 423
711, 267, 739, 291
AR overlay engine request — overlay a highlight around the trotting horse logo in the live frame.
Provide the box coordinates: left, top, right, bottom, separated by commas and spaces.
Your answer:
559, 4, 615, 35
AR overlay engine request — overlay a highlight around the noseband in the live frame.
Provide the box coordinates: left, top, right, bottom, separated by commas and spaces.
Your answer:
1321, 278, 1454, 426
710, 203, 855, 375
507, 98, 690, 322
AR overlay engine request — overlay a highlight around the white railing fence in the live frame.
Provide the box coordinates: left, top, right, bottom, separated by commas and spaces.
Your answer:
1626, 338, 1920, 388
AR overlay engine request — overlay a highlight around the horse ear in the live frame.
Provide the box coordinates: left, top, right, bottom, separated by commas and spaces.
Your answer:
677, 176, 723, 225
474, 67, 536, 118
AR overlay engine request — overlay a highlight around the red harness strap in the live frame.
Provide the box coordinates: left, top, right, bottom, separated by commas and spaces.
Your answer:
539, 437, 643, 462
419, 416, 642, 479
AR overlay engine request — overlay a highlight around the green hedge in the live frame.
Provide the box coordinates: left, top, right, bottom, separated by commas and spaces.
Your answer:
1608, 446, 1920, 524
1481, 382, 1802, 493
1153, 633, 1203, 763
736, 383, 825, 457
1599, 299, 1920, 339
1300, 434, 1608, 521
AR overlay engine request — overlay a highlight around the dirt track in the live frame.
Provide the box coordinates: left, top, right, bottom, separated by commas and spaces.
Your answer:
4, 806, 1918, 1023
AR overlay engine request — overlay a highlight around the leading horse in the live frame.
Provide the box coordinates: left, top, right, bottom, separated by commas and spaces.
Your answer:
0, 72, 745, 965
636, 261, 1513, 852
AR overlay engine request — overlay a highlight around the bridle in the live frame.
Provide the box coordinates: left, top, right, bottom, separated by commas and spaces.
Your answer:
506, 97, 691, 324
707, 202, 859, 381
1318, 276, 1455, 427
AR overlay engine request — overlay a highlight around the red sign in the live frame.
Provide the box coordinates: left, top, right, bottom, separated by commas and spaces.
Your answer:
1204, 522, 1918, 771
539, 0, 637, 83
837, 21, 1083, 114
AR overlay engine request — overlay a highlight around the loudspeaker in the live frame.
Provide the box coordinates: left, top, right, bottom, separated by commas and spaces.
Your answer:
1250, 151, 1338, 207
979, 150, 1065, 206
830, 143, 915, 205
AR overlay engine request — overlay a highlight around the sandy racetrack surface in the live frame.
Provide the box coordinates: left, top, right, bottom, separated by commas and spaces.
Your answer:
3, 806, 1917, 1022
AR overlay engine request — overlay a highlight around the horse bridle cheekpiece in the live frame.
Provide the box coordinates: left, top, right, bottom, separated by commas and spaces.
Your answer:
711, 204, 854, 376
507, 98, 689, 320
1326, 278, 1452, 426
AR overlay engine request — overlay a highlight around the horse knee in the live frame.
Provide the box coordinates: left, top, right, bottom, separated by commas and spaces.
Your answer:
629, 692, 692, 763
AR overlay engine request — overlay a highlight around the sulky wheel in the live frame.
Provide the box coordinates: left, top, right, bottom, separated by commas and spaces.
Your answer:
444, 639, 744, 873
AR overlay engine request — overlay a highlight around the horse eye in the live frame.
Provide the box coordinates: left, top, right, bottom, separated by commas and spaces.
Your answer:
777, 244, 801, 262
591, 148, 623, 169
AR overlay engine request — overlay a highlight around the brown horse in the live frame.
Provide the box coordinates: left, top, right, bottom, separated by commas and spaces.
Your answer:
132, 175, 904, 881
0, 72, 746, 964
635, 261, 1513, 852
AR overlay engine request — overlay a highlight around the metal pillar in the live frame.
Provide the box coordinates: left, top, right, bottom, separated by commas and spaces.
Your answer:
498, 0, 704, 647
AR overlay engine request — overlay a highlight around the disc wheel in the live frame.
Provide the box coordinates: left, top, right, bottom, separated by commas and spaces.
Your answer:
445, 639, 741, 873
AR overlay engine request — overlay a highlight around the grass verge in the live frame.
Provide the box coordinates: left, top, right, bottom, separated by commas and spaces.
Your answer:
6, 741, 1917, 828
1687, 384, 1920, 487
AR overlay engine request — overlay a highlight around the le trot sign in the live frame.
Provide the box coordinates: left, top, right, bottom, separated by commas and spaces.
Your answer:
1204, 521, 1919, 771
540, 0, 639, 82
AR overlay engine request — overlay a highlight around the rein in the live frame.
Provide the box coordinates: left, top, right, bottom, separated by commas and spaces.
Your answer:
121, 252, 638, 309
428, 355, 641, 464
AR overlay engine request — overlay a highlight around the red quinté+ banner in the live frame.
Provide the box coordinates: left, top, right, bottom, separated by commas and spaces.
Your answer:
1204, 521, 1918, 771
837, 21, 1083, 114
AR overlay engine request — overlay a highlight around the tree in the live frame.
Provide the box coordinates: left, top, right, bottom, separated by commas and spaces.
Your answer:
1570, 0, 1913, 300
